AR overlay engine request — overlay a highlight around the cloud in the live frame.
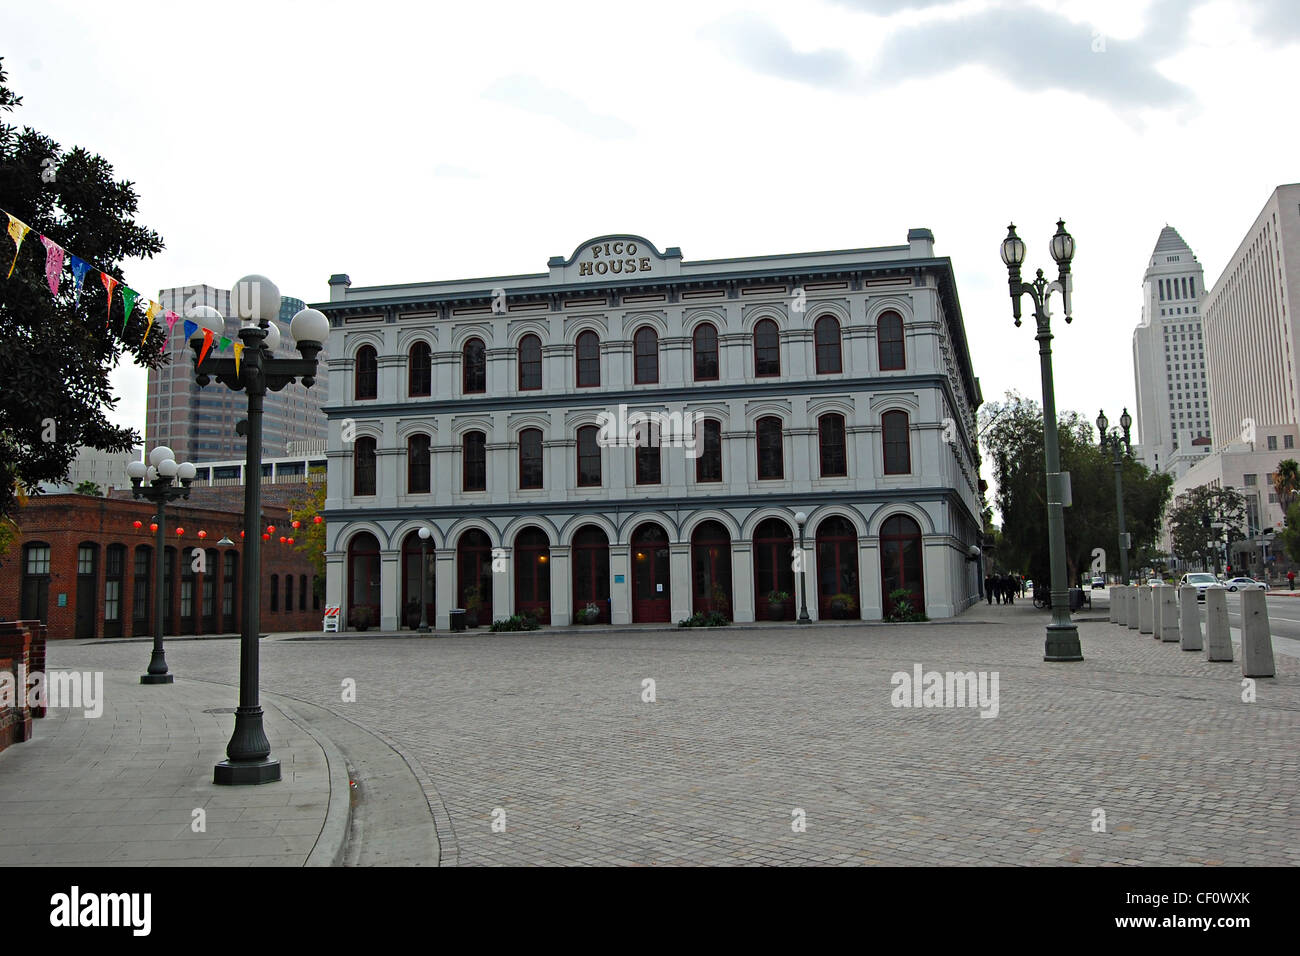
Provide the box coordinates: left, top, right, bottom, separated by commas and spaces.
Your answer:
706, 1, 1200, 110
482, 74, 636, 141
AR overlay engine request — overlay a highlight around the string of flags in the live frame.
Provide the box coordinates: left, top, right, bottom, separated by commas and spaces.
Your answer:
4, 205, 246, 373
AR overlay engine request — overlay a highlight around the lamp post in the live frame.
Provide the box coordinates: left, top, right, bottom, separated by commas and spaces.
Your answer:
417, 526, 432, 632
1096, 408, 1132, 586
126, 448, 196, 684
795, 511, 811, 624
189, 276, 330, 785
1001, 220, 1082, 662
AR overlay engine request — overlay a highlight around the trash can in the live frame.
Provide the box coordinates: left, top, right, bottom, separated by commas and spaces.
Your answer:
449, 609, 466, 632
1068, 587, 1085, 612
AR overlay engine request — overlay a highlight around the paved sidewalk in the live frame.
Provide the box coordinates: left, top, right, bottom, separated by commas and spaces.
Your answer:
0, 665, 335, 867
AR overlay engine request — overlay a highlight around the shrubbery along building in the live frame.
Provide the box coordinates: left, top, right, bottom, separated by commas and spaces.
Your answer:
316, 231, 983, 630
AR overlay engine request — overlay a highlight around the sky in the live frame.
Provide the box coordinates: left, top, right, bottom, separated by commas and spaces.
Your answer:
3, 0, 1298, 452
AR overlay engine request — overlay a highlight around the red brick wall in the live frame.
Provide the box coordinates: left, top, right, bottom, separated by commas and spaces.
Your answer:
0, 494, 323, 639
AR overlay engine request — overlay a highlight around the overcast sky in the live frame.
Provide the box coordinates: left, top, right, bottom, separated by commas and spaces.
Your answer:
4, 0, 1297, 452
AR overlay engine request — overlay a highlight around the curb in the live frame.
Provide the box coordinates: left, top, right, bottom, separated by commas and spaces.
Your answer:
271, 693, 354, 868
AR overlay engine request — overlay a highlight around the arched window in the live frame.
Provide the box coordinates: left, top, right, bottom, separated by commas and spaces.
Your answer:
270, 574, 279, 612
457, 529, 493, 626
76, 542, 99, 638
576, 330, 600, 387
882, 410, 911, 474
576, 425, 601, 487
756, 416, 783, 479
754, 319, 780, 377
132, 546, 151, 636
635, 423, 660, 485
463, 337, 486, 394
408, 341, 432, 396
691, 521, 732, 619
753, 518, 794, 621
223, 550, 238, 632
311, 574, 320, 611
285, 574, 294, 615
878, 311, 905, 370
347, 532, 381, 627
816, 516, 860, 619
881, 514, 924, 619
104, 544, 125, 637
354, 436, 377, 496
514, 527, 551, 624
814, 315, 842, 374
518, 334, 542, 391
572, 525, 610, 624
696, 419, 722, 483
633, 327, 659, 384
407, 433, 431, 494
463, 431, 487, 491
299, 574, 307, 611
819, 413, 847, 477
693, 323, 719, 381
519, 427, 543, 489
355, 345, 378, 400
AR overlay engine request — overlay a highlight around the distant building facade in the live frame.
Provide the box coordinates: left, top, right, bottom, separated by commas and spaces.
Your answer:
37, 443, 143, 495
1132, 226, 1211, 473
146, 284, 328, 462
315, 231, 984, 631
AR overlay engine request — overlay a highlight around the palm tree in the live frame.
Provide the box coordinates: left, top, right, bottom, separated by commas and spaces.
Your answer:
1275, 459, 1300, 516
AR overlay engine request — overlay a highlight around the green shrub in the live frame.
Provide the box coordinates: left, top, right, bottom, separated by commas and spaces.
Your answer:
678, 611, 730, 628
490, 614, 540, 632
886, 589, 927, 623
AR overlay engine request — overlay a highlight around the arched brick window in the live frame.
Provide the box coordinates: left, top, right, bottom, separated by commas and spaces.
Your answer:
518, 334, 542, 391
408, 341, 432, 396
576, 331, 600, 387
355, 345, 378, 400
814, 315, 842, 374
693, 323, 719, 381
754, 319, 780, 377
634, 327, 659, 384
463, 337, 486, 394
878, 311, 905, 371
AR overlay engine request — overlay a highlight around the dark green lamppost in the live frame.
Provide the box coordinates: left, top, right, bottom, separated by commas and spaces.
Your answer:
1000, 220, 1082, 662
188, 276, 330, 785
125, 448, 196, 684
1096, 408, 1132, 586
795, 511, 811, 624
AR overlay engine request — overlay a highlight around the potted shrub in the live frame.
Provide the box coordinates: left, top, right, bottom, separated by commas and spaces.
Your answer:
576, 602, 601, 625
464, 586, 482, 628
829, 593, 857, 619
349, 605, 374, 632
403, 599, 422, 630
767, 590, 790, 621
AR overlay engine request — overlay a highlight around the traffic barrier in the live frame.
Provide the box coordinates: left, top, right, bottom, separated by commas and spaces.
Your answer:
1204, 587, 1232, 662
1179, 586, 1202, 651
1138, 586, 1154, 635
1240, 589, 1276, 678
1158, 585, 1179, 642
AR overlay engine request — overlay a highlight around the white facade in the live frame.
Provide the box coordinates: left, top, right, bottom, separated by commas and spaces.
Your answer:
316, 232, 984, 630
1132, 226, 1211, 473
38, 444, 143, 494
1203, 183, 1300, 450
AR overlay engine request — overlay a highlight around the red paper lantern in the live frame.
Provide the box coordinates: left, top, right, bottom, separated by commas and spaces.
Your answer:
240, 530, 246, 538
149, 523, 158, 533
267, 525, 276, 534
279, 536, 287, 544
292, 520, 300, 530
198, 530, 207, 539
133, 520, 142, 529
287, 537, 295, 545
176, 527, 184, 536
262, 533, 270, 541
313, 515, 323, 525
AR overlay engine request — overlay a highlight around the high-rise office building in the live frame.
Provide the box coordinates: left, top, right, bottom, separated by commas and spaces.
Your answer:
1131, 226, 1212, 475
145, 284, 329, 462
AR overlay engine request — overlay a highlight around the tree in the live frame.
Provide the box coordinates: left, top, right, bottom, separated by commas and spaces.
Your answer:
0, 56, 166, 520
1280, 501, 1300, 565
1166, 484, 1247, 574
288, 477, 326, 602
74, 480, 101, 496
980, 391, 1173, 587
1274, 458, 1299, 518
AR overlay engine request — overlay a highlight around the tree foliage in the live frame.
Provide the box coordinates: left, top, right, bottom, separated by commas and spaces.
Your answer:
0, 56, 166, 520
289, 478, 326, 583
1274, 459, 1299, 517
980, 391, 1173, 585
1280, 501, 1300, 565
1166, 484, 1247, 574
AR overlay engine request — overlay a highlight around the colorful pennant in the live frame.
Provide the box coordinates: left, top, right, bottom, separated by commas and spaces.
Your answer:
6, 213, 30, 279
68, 255, 93, 304
182, 319, 197, 342
39, 236, 64, 295
198, 328, 214, 367
233, 342, 244, 377
99, 272, 119, 327
120, 288, 139, 333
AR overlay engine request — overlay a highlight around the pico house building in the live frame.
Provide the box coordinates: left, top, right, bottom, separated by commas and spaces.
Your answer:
316, 232, 983, 630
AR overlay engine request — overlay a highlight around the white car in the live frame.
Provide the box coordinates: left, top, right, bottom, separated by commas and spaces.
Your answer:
1224, 577, 1265, 592
1090, 577, 1105, 589
1179, 572, 1220, 602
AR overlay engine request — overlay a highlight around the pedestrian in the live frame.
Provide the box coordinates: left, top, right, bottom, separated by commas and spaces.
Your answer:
1289, 570, 1296, 592
995, 574, 1005, 605
1004, 573, 1015, 605
1018, 576, 1026, 598
985, 573, 993, 604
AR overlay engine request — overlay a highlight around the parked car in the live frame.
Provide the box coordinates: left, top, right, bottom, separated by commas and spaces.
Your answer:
1179, 572, 1220, 601
1090, 576, 1105, 589
1224, 577, 1265, 592
1023, 579, 1032, 592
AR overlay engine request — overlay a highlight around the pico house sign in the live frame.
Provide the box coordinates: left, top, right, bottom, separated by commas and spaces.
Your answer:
548, 235, 682, 284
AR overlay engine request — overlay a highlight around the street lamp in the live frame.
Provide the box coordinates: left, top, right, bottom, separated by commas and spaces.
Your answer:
1001, 220, 1082, 662
190, 275, 330, 786
126, 447, 197, 684
417, 526, 432, 632
794, 511, 811, 624
1096, 408, 1133, 586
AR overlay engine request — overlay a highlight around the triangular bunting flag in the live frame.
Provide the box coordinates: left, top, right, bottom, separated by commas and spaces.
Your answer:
183, 319, 197, 342
39, 236, 64, 295
233, 342, 244, 377
165, 310, 179, 332
199, 328, 214, 367
219, 335, 231, 351
68, 256, 93, 304
100, 272, 119, 327
142, 300, 160, 343
6, 213, 30, 279
120, 288, 139, 333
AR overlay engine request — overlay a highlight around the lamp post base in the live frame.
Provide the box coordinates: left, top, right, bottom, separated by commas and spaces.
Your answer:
140, 674, 175, 685
796, 613, 811, 625
214, 758, 281, 786
1043, 623, 1083, 662
417, 625, 430, 633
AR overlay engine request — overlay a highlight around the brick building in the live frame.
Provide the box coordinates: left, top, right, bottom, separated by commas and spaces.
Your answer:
1, 493, 323, 639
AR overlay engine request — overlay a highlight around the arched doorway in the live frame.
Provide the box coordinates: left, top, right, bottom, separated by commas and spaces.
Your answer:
347, 532, 381, 629
753, 518, 795, 621
631, 523, 671, 623
881, 514, 925, 618
691, 521, 732, 619
572, 525, 610, 624
816, 516, 860, 619
457, 529, 494, 626
514, 527, 551, 623
400, 531, 435, 629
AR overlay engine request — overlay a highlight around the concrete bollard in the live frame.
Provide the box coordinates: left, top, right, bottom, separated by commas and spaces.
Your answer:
1179, 586, 1202, 651
1115, 587, 1127, 626
1158, 585, 1179, 642
1204, 587, 1232, 662
1240, 589, 1276, 678
1138, 586, 1154, 634
1127, 587, 1140, 630
1152, 584, 1164, 640
1108, 586, 1118, 624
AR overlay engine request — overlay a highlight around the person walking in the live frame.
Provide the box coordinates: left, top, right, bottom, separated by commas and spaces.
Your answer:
1004, 573, 1015, 605
985, 573, 994, 604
